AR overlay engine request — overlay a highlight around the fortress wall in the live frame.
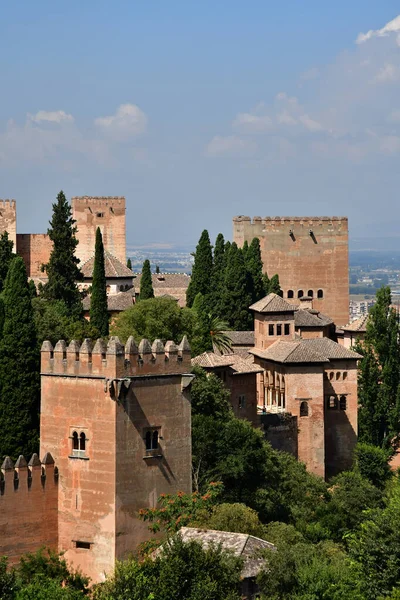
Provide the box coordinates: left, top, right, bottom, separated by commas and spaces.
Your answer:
16, 234, 52, 278
0, 200, 17, 249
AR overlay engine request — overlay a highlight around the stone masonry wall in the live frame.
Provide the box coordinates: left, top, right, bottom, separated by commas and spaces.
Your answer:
0, 200, 17, 249
233, 216, 349, 326
0, 455, 58, 565
16, 234, 52, 278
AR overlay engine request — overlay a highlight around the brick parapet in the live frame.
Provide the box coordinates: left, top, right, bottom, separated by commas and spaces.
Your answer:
233, 215, 347, 225
41, 336, 192, 378
0, 199, 17, 209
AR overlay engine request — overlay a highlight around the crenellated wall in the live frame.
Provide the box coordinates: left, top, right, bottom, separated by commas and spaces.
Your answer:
0, 453, 58, 564
0, 200, 17, 249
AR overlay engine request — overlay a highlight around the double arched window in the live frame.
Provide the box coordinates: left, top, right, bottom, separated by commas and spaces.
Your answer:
71, 431, 87, 457
145, 430, 159, 451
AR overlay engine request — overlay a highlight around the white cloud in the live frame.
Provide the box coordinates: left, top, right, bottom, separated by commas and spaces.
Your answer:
357, 14, 400, 44
206, 135, 256, 157
233, 112, 273, 133
372, 63, 399, 83
28, 110, 74, 124
95, 103, 147, 141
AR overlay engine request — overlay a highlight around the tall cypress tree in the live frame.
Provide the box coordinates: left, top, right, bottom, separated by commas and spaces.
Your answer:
140, 259, 154, 300
268, 274, 282, 296
221, 243, 252, 330
90, 228, 109, 337
210, 233, 225, 315
186, 230, 213, 307
42, 191, 83, 316
0, 256, 39, 458
0, 231, 15, 293
127, 258, 132, 270
245, 237, 265, 303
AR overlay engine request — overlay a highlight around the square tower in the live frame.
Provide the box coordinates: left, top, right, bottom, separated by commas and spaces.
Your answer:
40, 336, 192, 582
72, 197, 126, 265
0, 200, 17, 249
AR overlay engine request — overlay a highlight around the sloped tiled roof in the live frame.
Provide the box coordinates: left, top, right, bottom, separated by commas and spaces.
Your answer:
83, 291, 134, 312
341, 314, 369, 333
294, 309, 333, 328
178, 527, 276, 579
133, 273, 190, 289
249, 293, 297, 314
250, 337, 362, 364
81, 251, 134, 279
223, 331, 255, 345
192, 352, 263, 374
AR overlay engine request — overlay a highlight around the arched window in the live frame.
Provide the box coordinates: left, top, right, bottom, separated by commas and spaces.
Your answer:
343, 372, 348, 381
72, 431, 79, 451
125, 284, 129, 291
80, 432, 86, 452
328, 396, 338, 410
340, 396, 347, 410
300, 401, 309, 417
145, 429, 160, 453
329, 372, 334, 381
317, 289, 324, 299
336, 372, 341, 380
307, 290, 314, 298
287, 290, 294, 299
298, 290, 304, 298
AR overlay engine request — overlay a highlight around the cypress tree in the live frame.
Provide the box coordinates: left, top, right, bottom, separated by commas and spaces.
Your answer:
210, 233, 225, 315
221, 243, 252, 330
186, 230, 213, 307
140, 259, 154, 300
0, 256, 40, 458
245, 238, 265, 303
0, 231, 15, 293
268, 274, 282, 296
90, 228, 109, 337
242, 240, 249, 260
41, 191, 83, 316
127, 258, 132, 270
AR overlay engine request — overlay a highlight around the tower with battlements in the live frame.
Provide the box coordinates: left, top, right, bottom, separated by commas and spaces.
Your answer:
233, 216, 349, 326
0, 200, 17, 249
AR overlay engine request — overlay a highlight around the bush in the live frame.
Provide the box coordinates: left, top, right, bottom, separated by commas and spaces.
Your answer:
354, 442, 392, 488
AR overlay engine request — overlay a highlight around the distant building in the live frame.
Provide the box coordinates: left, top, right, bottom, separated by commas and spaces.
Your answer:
133, 272, 190, 307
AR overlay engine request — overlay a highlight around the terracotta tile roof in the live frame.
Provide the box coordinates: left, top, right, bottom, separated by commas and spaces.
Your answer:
81, 251, 134, 279
178, 527, 276, 579
294, 309, 333, 328
250, 337, 362, 364
249, 293, 296, 313
83, 291, 134, 312
223, 331, 255, 345
133, 273, 190, 307
191, 352, 263, 374
341, 314, 369, 333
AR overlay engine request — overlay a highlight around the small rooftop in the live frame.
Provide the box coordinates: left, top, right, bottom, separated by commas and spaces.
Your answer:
83, 291, 134, 312
249, 293, 297, 314
192, 352, 263, 375
223, 331, 255, 345
81, 251, 134, 279
251, 337, 362, 364
294, 309, 333, 328
341, 314, 369, 333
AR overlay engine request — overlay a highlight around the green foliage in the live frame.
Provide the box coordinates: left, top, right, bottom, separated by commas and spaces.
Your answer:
190, 366, 232, 419
32, 298, 99, 346
41, 191, 83, 316
17, 548, 88, 593
245, 237, 265, 304
186, 230, 213, 307
93, 536, 242, 600
267, 273, 282, 295
0, 556, 18, 600
0, 256, 39, 458
126, 257, 132, 270
190, 294, 232, 355
110, 296, 195, 344
0, 231, 15, 293
220, 243, 252, 330
354, 442, 392, 488
15, 579, 84, 600
210, 233, 226, 315
197, 502, 267, 538
89, 228, 109, 337
139, 259, 154, 300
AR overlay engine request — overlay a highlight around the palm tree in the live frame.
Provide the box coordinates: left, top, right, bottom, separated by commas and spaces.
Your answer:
209, 316, 233, 355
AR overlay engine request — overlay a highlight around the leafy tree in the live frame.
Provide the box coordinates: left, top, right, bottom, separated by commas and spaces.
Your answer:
0, 557, 18, 600
190, 295, 232, 356
197, 502, 267, 538
41, 191, 83, 316
0, 231, 15, 293
17, 548, 88, 593
186, 230, 213, 307
89, 228, 109, 337
220, 243, 252, 330
110, 296, 195, 344
139, 259, 154, 300
354, 442, 392, 488
126, 257, 132, 270
0, 256, 40, 458
245, 237, 265, 303
32, 298, 99, 346
267, 273, 282, 296
190, 366, 232, 420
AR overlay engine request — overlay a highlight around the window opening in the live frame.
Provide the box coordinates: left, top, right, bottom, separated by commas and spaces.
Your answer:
317, 289, 324, 299
287, 290, 294, 299
269, 324, 274, 336
328, 396, 338, 410
144, 428, 160, 453
329, 372, 334, 381
276, 324, 282, 336
96, 212, 104, 218
75, 541, 91, 550
298, 290, 304, 298
80, 432, 86, 452
300, 401, 309, 417
238, 395, 246, 409
307, 290, 314, 298
284, 323, 290, 335
339, 396, 347, 410
336, 372, 341, 380
72, 431, 79, 451
343, 372, 348, 381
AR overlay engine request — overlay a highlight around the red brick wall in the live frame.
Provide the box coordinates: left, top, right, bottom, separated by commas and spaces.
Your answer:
0, 460, 58, 564
17, 234, 52, 277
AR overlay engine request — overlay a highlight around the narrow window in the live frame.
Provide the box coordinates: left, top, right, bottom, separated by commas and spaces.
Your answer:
300, 401, 308, 417
96, 212, 104, 218
238, 395, 246, 409
343, 372, 348, 381
336, 372, 341, 380
298, 290, 304, 298
269, 324, 274, 336
329, 372, 334, 381
80, 432, 86, 452
284, 323, 290, 335
276, 324, 282, 335
144, 428, 161, 453
120, 285, 124, 291
287, 290, 294, 299
317, 289, 324, 299
307, 290, 314, 298
72, 431, 79, 451
328, 396, 338, 410
75, 541, 91, 550
152, 430, 159, 449
340, 396, 347, 410
145, 431, 152, 451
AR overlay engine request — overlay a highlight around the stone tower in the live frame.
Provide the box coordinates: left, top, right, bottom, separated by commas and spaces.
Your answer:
72, 197, 126, 266
233, 216, 349, 326
0, 200, 17, 249
40, 336, 193, 582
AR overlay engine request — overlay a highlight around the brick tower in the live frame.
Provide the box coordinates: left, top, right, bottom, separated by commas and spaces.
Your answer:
0, 200, 17, 249
72, 197, 126, 266
233, 216, 349, 326
40, 336, 193, 582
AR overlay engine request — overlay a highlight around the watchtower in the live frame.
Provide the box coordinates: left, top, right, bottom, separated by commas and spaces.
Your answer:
0, 199, 17, 249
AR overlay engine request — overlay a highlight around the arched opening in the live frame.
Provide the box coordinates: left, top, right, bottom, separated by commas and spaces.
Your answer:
125, 284, 129, 291
300, 401, 309, 417
343, 372, 348, 381
287, 290, 294, 299
328, 395, 338, 410
317, 289, 324, 299
329, 372, 334, 381
298, 290, 304, 298
72, 431, 79, 451
80, 432, 86, 451
307, 290, 314, 298
336, 372, 341, 380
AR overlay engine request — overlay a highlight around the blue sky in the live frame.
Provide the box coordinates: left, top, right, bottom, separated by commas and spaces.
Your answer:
1, 1, 400, 245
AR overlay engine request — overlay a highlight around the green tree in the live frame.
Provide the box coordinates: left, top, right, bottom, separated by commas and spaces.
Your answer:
126, 257, 132, 270
210, 233, 225, 315
0, 231, 15, 293
0, 557, 18, 600
0, 256, 40, 458
32, 298, 99, 346
41, 191, 83, 316
17, 548, 88, 593
245, 238, 265, 303
220, 243, 252, 330
197, 502, 267, 539
190, 366, 232, 420
139, 259, 154, 300
186, 230, 213, 307
89, 228, 109, 337
267, 273, 282, 295
110, 296, 195, 344
354, 442, 392, 488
